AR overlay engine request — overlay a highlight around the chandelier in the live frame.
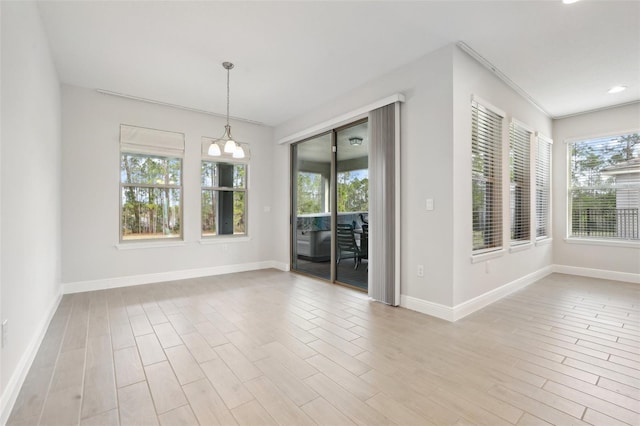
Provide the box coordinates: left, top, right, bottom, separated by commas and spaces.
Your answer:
208, 62, 245, 159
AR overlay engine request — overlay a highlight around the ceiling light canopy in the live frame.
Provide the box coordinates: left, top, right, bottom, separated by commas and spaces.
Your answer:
349, 136, 363, 146
208, 62, 245, 159
562, 0, 580, 4
607, 85, 627, 94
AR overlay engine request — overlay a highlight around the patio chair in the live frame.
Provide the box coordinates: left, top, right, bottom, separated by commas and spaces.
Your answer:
336, 223, 361, 269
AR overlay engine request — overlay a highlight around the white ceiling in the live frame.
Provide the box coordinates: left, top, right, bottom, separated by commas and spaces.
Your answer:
37, 1, 640, 127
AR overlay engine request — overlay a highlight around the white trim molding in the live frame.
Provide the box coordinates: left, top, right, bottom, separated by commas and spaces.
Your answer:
63, 260, 290, 294
1, 291, 63, 426
400, 265, 553, 322
277, 93, 405, 145
553, 264, 640, 284
400, 295, 455, 322
115, 241, 186, 250
453, 266, 553, 321
564, 237, 640, 249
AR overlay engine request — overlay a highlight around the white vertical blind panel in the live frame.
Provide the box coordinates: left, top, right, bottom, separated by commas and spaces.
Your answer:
120, 124, 185, 157
369, 103, 399, 306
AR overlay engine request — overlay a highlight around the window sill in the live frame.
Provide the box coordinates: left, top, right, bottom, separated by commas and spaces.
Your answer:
116, 240, 186, 250
535, 237, 552, 246
199, 236, 251, 245
564, 238, 640, 249
470, 249, 505, 264
509, 242, 532, 253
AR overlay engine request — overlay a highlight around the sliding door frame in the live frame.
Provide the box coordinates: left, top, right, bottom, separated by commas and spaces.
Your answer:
290, 118, 368, 290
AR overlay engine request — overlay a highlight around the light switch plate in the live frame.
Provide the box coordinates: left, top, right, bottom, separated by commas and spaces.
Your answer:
426, 199, 434, 211
1, 320, 7, 348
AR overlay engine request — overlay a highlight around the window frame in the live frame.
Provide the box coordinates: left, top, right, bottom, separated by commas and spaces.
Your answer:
119, 125, 185, 244
200, 160, 249, 239
566, 130, 640, 243
471, 96, 506, 255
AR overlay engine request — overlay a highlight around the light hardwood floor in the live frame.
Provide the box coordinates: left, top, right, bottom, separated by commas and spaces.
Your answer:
7, 271, 640, 425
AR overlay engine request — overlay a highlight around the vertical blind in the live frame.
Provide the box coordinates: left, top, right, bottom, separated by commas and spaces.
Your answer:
509, 121, 531, 244
569, 132, 640, 240
472, 100, 504, 252
536, 135, 552, 239
369, 102, 400, 306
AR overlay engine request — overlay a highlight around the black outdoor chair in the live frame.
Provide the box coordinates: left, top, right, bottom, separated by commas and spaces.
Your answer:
336, 223, 361, 269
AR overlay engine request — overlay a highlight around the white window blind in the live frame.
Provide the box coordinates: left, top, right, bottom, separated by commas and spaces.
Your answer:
509, 121, 531, 245
569, 132, 640, 241
536, 135, 552, 239
120, 124, 185, 157
472, 100, 504, 253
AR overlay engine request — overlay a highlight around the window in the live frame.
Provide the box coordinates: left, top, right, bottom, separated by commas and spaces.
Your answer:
569, 132, 640, 241
472, 99, 504, 253
536, 135, 552, 239
509, 121, 532, 245
201, 162, 247, 237
120, 125, 184, 241
337, 169, 369, 213
297, 172, 325, 214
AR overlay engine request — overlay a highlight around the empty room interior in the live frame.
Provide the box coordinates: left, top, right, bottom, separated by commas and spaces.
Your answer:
2, 1, 640, 425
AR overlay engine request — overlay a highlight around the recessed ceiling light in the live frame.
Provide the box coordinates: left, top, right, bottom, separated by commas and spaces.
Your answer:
562, 0, 580, 4
607, 85, 627, 94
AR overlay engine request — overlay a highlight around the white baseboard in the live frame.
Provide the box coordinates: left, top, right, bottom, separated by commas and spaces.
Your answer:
63, 260, 290, 294
0, 290, 62, 426
553, 264, 640, 284
400, 265, 554, 322
452, 265, 554, 321
400, 295, 455, 322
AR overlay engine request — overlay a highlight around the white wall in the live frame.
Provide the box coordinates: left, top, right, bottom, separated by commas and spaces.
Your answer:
451, 47, 553, 306
273, 44, 555, 317
1, 1, 62, 421
61, 85, 276, 287
552, 103, 640, 279
273, 45, 456, 306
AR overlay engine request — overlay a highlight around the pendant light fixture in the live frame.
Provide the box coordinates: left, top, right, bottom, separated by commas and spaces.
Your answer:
349, 136, 363, 146
208, 61, 245, 159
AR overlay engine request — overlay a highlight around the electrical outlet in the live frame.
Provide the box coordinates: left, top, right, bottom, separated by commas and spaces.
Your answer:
417, 265, 424, 277
1, 320, 7, 348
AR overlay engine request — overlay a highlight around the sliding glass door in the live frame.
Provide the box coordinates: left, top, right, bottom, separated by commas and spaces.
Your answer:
291, 133, 333, 280
335, 122, 368, 289
291, 120, 369, 290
